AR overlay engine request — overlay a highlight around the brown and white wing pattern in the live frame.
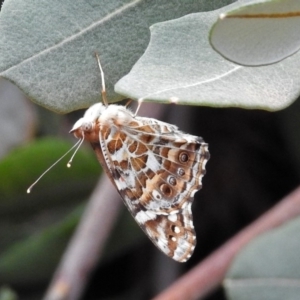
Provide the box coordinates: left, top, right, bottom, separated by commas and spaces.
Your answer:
94, 106, 209, 262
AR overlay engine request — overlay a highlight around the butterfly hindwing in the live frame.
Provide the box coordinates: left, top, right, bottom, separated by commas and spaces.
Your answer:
93, 106, 209, 262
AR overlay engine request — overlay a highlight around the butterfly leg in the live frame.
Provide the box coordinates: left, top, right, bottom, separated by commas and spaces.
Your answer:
134, 98, 144, 116
125, 99, 133, 108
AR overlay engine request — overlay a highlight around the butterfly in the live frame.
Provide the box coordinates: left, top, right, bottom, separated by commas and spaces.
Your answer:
69, 54, 210, 262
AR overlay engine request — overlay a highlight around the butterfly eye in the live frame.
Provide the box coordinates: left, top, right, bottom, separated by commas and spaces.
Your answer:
82, 122, 93, 132
179, 152, 189, 163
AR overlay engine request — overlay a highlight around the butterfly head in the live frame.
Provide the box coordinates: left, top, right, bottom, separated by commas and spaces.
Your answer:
70, 103, 106, 141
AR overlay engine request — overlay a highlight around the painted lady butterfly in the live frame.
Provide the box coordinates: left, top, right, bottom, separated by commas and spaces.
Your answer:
70, 55, 210, 262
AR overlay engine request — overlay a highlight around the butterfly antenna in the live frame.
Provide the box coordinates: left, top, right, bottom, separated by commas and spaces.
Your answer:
67, 134, 85, 168
27, 138, 83, 193
95, 52, 108, 107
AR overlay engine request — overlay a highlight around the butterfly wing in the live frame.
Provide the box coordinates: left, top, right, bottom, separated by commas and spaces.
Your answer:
95, 110, 209, 262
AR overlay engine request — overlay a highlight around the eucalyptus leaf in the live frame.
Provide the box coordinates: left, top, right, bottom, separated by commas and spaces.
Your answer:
0, 0, 233, 113
224, 217, 300, 300
115, 1, 300, 111
210, 0, 300, 66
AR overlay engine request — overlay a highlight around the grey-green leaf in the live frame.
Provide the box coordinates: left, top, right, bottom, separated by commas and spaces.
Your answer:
115, 1, 300, 111
210, 0, 300, 66
224, 217, 300, 300
0, 0, 232, 113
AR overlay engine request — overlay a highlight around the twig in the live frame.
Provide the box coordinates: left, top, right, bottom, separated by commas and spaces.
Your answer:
153, 185, 300, 300
43, 175, 121, 300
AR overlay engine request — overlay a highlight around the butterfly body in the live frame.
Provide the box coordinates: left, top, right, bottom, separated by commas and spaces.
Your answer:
71, 103, 209, 262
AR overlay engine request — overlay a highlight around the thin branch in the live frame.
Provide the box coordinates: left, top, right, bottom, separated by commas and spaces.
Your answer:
153, 186, 300, 300
43, 175, 121, 300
